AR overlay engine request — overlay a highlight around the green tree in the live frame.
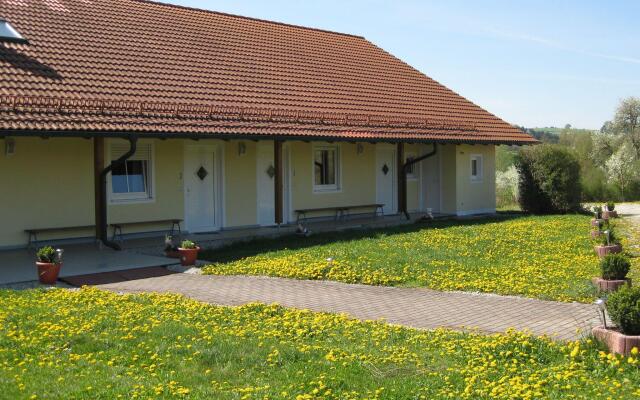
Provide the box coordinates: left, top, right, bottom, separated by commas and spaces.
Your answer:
612, 97, 640, 158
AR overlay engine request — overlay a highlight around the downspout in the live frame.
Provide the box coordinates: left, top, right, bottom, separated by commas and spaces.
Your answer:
400, 143, 438, 220
98, 136, 138, 250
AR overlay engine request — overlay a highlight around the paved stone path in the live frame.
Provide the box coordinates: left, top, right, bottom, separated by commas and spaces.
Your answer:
97, 273, 600, 340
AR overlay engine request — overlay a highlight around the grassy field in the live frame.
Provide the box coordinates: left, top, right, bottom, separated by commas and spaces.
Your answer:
202, 215, 603, 302
1, 288, 639, 399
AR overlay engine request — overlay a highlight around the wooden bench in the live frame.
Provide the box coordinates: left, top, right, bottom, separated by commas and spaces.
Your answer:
25, 219, 182, 247
26, 225, 95, 248
110, 219, 182, 241
295, 204, 384, 223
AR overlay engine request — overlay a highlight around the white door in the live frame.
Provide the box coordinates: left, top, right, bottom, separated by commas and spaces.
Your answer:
184, 145, 218, 232
376, 145, 396, 214
256, 141, 275, 226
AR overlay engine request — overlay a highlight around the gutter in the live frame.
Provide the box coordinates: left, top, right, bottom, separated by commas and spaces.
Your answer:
400, 143, 438, 220
98, 135, 137, 250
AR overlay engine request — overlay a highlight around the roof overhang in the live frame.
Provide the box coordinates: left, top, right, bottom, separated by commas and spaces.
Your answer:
0, 129, 537, 146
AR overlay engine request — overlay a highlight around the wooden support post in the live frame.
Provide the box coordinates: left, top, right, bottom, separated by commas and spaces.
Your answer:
274, 140, 283, 225
397, 142, 406, 216
93, 137, 104, 242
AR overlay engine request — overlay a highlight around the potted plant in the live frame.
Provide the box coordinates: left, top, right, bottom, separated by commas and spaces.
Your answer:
164, 235, 180, 258
178, 239, 200, 266
603, 202, 618, 219
592, 254, 632, 292
35, 246, 63, 284
594, 228, 622, 257
592, 287, 640, 355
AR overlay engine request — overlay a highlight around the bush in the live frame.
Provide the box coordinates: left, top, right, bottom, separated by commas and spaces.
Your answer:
36, 246, 58, 263
180, 239, 197, 249
515, 145, 582, 214
600, 227, 620, 246
606, 201, 615, 211
607, 286, 640, 335
496, 166, 519, 207
600, 254, 630, 280
592, 205, 603, 219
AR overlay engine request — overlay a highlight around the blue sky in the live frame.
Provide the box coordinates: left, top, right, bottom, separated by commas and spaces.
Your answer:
164, 0, 639, 130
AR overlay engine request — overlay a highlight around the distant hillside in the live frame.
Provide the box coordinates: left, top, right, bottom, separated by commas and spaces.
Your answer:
516, 125, 597, 143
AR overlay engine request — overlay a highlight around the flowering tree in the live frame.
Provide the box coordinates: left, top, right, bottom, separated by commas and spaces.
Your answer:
606, 144, 638, 200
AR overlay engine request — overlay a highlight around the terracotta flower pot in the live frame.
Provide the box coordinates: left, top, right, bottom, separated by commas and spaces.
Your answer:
36, 262, 61, 284
592, 326, 640, 355
592, 277, 631, 292
603, 210, 618, 219
590, 230, 602, 238
178, 247, 200, 266
595, 244, 622, 258
591, 218, 604, 227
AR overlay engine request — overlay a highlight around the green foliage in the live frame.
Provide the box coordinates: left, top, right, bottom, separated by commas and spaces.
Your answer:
592, 205, 603, 219
496, 146, 517, 172
606, 202, 615, 211
36, 246, 58, 263
607, 286, 640, 335
180, 239, 197, 249
515, 145, 582, 214
599, 254, 630, 280
600, 227, 619, 246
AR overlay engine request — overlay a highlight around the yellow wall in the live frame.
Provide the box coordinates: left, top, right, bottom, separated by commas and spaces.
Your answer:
288, 141, 376, 218
0, 137, 95, 247
224, 140, 258, 227
455, 144, 496, 214
0, 137, 495, 248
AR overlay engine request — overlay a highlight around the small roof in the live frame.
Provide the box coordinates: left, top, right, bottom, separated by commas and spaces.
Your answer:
0, 0, 536, 144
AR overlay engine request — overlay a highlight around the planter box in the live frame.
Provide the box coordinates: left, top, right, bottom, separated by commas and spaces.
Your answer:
592, 325, 640, 355
603, 210, 618, 219
594, 244, 622, 258
592, 277, 631, 292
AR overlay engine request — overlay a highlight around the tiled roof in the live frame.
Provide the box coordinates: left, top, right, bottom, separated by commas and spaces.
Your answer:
0, 0, 536, 144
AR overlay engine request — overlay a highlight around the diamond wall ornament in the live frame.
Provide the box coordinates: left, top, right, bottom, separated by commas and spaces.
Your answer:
196, 166, 208, 180
382, 164, 389, 175
266, 165, 276, 179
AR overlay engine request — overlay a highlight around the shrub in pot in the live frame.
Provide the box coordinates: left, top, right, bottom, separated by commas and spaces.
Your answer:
594, 228, 622, 257
593, 287, 640, 355
592, 254, 631, 292
603, 202, 618, 219
35, 246, 63, 284
178, 239, 200, 266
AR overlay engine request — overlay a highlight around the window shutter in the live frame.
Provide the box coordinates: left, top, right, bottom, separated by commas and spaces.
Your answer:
111, 143, 151, 161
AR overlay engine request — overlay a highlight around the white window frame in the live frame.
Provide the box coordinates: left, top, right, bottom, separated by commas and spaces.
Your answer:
405, 152, 418, 180
312, 144, 341, 193
470, 154, 483, 183
107, 141, 155, 203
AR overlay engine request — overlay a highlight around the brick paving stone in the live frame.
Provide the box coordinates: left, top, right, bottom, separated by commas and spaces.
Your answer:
95, 274, 601, 341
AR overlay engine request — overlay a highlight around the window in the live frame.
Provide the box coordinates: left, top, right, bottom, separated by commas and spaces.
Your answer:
405, 154, 417, 179
470, 154, 483, 182
313, 145, 340, 191
109, 143, 153, 202
0, 19, 28, 44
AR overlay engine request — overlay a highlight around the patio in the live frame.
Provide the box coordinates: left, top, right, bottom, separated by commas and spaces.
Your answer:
0, 212, 442, 285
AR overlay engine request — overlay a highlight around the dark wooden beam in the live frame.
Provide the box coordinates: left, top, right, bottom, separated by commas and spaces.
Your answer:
93, 137, 104, 241
397, 142, 406, 216
274, 140, 283, 225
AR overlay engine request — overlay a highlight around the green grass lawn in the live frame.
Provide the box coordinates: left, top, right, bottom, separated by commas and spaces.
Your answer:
201, 215, 606, 302
2, 288, 639, 399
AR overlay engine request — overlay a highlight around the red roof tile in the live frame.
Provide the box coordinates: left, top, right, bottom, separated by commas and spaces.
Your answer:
0, 0, 536, 144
